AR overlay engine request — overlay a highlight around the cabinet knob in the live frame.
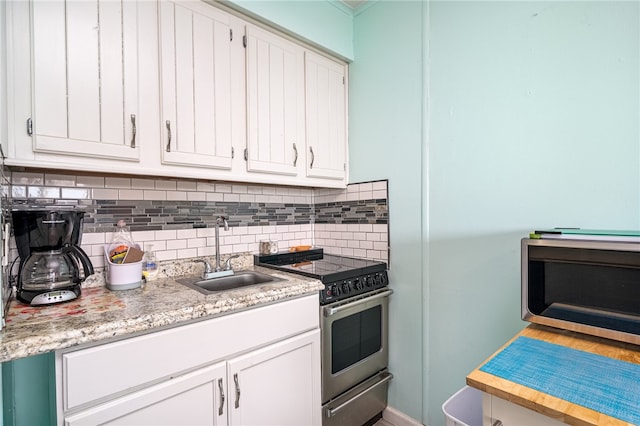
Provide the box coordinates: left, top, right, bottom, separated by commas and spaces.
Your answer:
492, 420, 503, 426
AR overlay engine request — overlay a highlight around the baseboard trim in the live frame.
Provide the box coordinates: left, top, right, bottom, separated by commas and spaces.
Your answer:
382, 405, 424, 426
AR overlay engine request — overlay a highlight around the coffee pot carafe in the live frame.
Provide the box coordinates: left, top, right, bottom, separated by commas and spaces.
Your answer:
12, 208, 94, 305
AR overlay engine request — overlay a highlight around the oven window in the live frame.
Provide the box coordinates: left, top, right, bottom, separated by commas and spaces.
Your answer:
331, 305, 382, 374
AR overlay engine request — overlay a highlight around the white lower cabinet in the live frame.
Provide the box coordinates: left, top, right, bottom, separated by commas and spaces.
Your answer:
228, 331, 319, 426
65, 361, 228, 426
56, 295, 320, 426
483, 393, 564, 426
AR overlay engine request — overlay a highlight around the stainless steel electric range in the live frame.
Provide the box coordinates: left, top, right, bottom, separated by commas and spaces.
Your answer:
256, 248, 393, 426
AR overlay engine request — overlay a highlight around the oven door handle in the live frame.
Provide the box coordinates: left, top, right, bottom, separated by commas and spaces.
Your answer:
326, 371, 393, 418
324, 289, 393, 317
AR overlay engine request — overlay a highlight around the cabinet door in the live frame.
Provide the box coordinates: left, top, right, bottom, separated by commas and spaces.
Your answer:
159, 0, 235, 169
31, 0, 139, 161
64, 362, 228, 426
227, 329, 321, 426
245, 24, 304, 176
305, 51, 347, 180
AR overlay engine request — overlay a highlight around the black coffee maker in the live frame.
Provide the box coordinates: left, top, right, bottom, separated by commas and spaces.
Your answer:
12, 208, 94, 305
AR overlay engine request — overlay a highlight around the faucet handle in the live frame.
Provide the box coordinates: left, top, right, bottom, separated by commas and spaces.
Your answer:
193, 259, 213, 277
223, 254, 241, 271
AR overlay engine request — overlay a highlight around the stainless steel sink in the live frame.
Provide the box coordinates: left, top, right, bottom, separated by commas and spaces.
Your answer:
176, 271, 283, 294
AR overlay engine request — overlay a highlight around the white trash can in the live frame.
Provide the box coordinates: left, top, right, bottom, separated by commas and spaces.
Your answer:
442, 386, 482, 426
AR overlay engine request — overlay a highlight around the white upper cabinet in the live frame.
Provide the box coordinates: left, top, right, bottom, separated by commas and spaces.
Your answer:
159, 0, 240, 170
5, 0, 348, 188
31, 0, 139, 161
304, 51, 348, 180
245, 24, 305, 176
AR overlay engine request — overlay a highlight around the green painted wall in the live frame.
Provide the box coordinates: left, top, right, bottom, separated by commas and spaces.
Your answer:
428, 2, 639, 424
351, 0, 640, 424
2, 353, 56, 426
349, 0, 426, 420
3, 2, 639, 426
224, 0, 354, 59
1, 2, 6, 422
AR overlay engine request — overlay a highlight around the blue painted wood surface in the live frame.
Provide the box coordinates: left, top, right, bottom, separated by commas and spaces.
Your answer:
480, 336, 640, 424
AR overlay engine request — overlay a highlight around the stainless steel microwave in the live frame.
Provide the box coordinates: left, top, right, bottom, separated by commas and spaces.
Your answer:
522, 236, 640, 345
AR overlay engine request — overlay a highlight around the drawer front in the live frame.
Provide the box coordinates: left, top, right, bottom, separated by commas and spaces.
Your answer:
60, 294, 318, 412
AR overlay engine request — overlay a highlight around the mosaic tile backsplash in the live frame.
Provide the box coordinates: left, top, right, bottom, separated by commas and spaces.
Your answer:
5, 171, 389, 271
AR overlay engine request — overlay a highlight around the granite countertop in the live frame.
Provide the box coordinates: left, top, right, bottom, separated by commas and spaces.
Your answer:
467, 324, 640, 426
0, 259, 324, 363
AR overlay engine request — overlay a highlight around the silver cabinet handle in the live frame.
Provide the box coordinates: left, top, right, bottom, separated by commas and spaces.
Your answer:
233, 373, 240, 408
492, 421, 503, 426
165, 120, 172, 152
309, 146, 315, 168
218, 378, 225, 416
324, 289, 393, 317
130, 114, 136, 148
293, 143, 298, 166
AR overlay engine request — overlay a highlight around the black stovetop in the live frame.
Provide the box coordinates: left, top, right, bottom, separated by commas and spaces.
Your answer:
255, 249, 388, 304
255, 248, 386, 282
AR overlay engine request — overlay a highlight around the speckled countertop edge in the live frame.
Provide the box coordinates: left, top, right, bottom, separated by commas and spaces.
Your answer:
0, 261, 324, 363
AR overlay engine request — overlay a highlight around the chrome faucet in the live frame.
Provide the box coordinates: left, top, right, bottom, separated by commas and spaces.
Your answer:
192, 215, 237, 280
214, 216, 229, 272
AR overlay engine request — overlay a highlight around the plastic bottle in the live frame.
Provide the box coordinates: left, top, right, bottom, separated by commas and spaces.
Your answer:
142, 244, 159, 280
108, 220, 137, 264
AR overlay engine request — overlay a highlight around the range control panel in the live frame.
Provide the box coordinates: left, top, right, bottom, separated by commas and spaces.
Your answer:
320, 271, 388, 305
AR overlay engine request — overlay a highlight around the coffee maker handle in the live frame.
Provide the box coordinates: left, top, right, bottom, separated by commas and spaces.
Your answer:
68, 245, 95, 279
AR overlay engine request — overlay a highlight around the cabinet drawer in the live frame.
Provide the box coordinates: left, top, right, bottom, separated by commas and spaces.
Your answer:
59, 294, 318, 412
484, 393, 564, 426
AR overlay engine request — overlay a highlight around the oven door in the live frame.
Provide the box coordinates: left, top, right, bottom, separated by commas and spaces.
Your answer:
321, 288, 392, 402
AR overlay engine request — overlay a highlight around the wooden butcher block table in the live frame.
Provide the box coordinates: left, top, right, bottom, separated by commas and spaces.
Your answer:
467, 324, 640, 426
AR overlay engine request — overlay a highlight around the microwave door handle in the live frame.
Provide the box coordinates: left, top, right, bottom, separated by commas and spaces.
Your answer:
324, 289, 393, 317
